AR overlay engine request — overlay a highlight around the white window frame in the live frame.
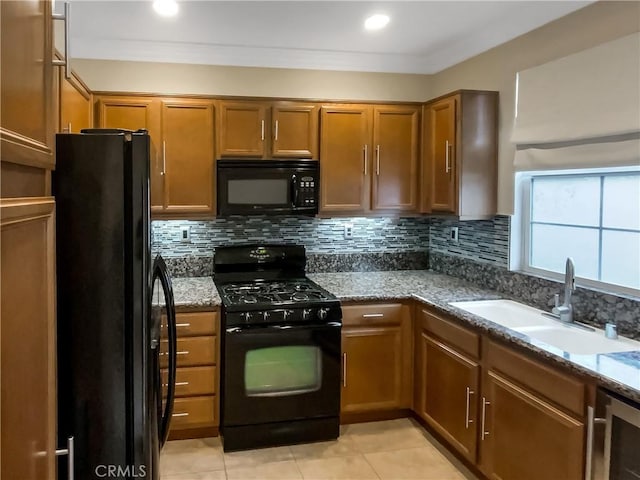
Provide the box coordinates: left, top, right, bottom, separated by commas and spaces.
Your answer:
511, 165, 640, 297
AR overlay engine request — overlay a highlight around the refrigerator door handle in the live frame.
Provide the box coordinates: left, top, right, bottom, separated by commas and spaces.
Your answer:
153, 255, 177, 448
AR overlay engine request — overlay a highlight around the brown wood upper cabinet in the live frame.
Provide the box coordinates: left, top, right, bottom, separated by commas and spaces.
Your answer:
161, 100, 215, 215
58, 66, 92, 134
217, 100, 318, 159
421, 90, 498, 220
1, 0, 56, 170
96, 96, 163, 211
320, 104, 419, 214
97, 96, 215, 217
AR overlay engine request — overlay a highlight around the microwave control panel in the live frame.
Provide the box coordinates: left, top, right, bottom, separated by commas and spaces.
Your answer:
296, 175, 318, 208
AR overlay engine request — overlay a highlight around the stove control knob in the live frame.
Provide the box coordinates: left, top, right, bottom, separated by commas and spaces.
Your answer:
283, 310, 292, 321
242, 312, 252, 323
318, 308, 329, 320
302, 309, 312, 321
262, 311, 270, 322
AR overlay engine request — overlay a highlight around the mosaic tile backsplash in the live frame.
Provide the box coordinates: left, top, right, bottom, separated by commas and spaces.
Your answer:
152, 216, 430, 256
429, 215, 509, 268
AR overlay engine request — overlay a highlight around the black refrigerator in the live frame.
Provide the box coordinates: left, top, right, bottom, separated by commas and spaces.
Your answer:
55, 129, 178, 480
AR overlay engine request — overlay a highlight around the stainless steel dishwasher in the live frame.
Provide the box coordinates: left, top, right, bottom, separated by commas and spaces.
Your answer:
587, 389, 640, 480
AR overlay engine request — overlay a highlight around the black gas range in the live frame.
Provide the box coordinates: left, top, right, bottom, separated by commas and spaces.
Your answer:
213, 245, 342, 452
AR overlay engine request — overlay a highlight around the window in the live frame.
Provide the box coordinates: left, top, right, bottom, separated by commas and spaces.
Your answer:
516, 168, 640, 294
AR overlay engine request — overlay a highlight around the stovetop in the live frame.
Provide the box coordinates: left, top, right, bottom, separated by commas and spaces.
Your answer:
217, 278, 336, 309
213, 244, 342, 326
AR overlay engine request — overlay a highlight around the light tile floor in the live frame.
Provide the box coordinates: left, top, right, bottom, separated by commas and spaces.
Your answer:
161, 418, 478, 480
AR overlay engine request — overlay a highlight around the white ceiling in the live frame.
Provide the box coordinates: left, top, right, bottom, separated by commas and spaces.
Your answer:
63, 1, 592, 74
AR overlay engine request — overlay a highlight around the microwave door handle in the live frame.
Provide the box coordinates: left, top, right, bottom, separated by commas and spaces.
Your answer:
291, 174, 298, 207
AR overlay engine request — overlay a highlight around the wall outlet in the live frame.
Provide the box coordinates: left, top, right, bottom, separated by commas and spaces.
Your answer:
180, 226, 191, 243
450, 226, 459, 242
343, 223, 354, 239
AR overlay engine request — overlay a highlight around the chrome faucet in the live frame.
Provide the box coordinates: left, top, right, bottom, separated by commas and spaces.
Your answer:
551, 257, 575, 323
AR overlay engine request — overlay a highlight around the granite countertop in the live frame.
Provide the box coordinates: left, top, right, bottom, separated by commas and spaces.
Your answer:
171, 276, 221, 308
171, 270, 640, 403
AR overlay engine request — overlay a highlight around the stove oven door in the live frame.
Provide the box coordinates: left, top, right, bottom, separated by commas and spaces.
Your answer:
222, 321, 341, 426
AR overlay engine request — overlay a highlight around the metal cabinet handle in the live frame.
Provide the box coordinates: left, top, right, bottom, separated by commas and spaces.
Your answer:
176, 351, 189, 355
445, 140, 451, 173
172, 412, 189, 417
162, 381, 189, 387
465, 387, 474, 429
56, 436, 74, 480
376, 145, 380, 175
175, 323, 191, 328
363, 145, 368, 175
342, 353, 347, 388
585, 405, 607, 480
261, 120, 265, 141
52, 2, 71, 79
481, 397, 490, 440
362, 313, 384, 318
161, 141, 166, 175
274, 120, 279, 141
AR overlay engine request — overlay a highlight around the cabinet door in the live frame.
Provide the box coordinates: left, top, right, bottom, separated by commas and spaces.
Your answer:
320, 106, 371, 213
1, 199, 56, 480
480, 371, 585, 480
271, 103, 318, 158
416, 331, 479, 462
161, 100, 215, 215
97, 97, 163, 212
372, 106, 419, 211
59, 73, 92, 133
217, 101, 267, 157
341, 325, 403, 413
427, 96, 457, 213
1, 0, 55, 170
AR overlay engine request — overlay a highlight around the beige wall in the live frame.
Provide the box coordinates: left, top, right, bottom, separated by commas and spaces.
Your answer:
430, 1, 640, 214
72, 60, 432, 102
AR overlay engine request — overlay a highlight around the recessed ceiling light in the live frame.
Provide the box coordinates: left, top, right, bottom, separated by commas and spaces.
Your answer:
364, 14, 390, 31
153, 0, 179, 17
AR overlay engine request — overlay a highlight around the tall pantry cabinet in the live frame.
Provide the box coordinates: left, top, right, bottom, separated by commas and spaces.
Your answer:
0, 1, 58, 479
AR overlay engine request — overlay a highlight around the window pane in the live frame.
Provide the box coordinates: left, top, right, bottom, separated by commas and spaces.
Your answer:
602, 175, 640, 230
245, 346, 321, 396
601, 230, 640, 289
530, 224, 599, 279
532, 176, 600, 227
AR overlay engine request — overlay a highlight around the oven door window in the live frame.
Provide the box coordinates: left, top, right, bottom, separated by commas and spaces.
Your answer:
228, 178, 289, 205
245, 346, 321, 397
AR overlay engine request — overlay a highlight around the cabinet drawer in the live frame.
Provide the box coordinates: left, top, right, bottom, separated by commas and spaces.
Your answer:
343, 304, 403, 327
160, 336, 216, 368
170, 396, 216, 428
162, 311, 218, 338
162, 366, 217, 397
420, 307, 479, 359
486, 339, 585, 417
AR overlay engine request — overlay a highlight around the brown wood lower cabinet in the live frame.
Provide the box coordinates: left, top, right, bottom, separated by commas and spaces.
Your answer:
416, 331, 480, 463
341, 303, 412, 417
479, 370, 585, 480
415, 305, 589, 480
164, 310, 220, 439
170, 396, 217, 430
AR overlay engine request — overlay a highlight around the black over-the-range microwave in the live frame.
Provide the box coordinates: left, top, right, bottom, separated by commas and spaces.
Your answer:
217, 159, 319, 216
